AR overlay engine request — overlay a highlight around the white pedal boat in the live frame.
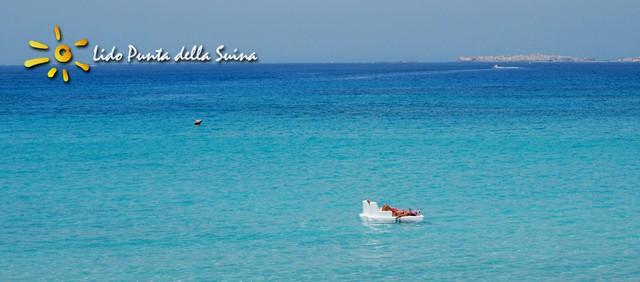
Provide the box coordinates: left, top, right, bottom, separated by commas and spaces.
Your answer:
360, 200, 424, 223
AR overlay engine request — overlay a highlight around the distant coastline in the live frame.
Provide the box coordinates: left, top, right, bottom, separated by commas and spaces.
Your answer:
615, 56, 640, 62
458, 54, 640, 63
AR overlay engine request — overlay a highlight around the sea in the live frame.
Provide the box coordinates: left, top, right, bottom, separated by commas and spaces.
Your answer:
1, 63, 639, 280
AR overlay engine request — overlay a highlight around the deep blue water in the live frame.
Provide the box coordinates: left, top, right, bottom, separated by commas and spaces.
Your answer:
1, 63, 639, 280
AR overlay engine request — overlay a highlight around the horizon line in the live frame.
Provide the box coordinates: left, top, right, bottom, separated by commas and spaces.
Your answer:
4, 61, 640, 67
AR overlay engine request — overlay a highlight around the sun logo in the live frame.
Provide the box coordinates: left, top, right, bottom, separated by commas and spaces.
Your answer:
24, 25, 90, 83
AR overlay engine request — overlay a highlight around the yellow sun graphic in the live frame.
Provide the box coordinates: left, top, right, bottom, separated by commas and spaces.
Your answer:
24, 25, 90, 83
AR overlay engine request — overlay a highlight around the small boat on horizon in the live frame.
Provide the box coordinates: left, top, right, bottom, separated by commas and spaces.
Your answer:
493, 64, 520, 69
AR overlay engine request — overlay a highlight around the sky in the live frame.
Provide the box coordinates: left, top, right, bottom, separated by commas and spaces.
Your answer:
2, 0, 639, 64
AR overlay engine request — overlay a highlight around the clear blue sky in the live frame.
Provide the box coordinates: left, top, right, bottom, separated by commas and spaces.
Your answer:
2, 0, 639, 64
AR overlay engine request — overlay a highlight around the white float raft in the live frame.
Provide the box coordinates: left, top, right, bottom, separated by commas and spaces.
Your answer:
360, 200, 424, 223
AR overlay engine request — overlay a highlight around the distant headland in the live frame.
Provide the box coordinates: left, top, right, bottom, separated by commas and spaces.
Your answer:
615, 56, 640, 62
458, 54, 640, 63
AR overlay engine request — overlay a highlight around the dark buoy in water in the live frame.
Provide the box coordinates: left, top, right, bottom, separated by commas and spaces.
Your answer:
194, 119, 203, 125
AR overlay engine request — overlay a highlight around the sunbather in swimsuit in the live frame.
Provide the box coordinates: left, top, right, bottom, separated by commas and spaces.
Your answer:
381, 203, 420, 217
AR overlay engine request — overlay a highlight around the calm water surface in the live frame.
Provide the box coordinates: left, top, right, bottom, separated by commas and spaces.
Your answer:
1, 63, 639, 280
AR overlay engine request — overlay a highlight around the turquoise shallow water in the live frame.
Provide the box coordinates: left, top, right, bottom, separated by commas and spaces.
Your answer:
1, 63, 639, 280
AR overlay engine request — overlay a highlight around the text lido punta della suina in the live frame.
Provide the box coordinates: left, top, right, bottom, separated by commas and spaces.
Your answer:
93, 44, 258, 63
